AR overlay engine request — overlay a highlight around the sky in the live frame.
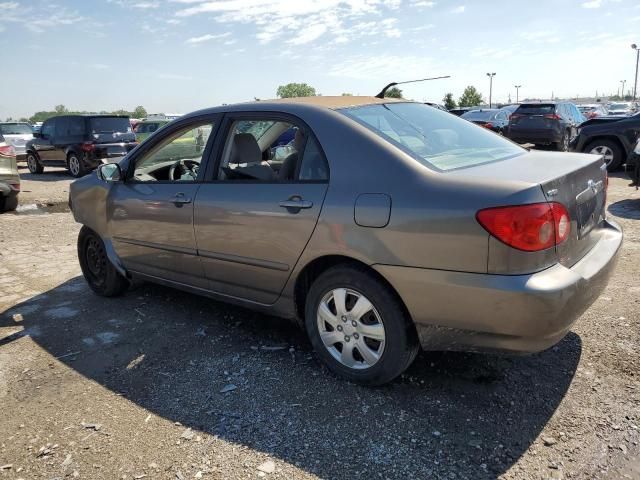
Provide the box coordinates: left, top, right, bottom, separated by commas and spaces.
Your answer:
1, 0, 639, 118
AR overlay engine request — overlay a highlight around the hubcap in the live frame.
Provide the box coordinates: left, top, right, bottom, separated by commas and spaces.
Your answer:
85, 237, 107, 285
589, 145, 614, 166
563, 134, 569, 151
69, 156, 80, 176
317, 288, 386, 370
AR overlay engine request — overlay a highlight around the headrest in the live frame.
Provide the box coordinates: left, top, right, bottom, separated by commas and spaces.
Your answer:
230, 133, 261, 164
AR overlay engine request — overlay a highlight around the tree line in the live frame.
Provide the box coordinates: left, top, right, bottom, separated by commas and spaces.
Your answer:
5, 105, 149, 124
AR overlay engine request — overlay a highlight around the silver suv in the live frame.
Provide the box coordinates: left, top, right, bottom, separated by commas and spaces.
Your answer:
0, 133, 20, 212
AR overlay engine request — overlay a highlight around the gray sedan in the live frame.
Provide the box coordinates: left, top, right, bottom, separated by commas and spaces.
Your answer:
69, 96, 622, 385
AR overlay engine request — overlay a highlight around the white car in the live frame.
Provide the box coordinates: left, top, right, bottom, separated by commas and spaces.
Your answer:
606, 102, 634, 117
0, 122, 34, 160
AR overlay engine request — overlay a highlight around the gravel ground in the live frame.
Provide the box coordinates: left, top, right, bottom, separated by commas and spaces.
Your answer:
0, 170, 638, 480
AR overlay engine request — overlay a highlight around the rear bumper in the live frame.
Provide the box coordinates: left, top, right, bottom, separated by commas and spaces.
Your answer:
374, 219, 622, 353
0, 178, 20, 196
507, 128, 562, 145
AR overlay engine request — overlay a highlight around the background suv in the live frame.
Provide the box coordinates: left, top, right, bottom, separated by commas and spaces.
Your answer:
0, 133, 20, 212
507, 102, 585, 150
25, 115, 138, 178
0, 122, 33, 160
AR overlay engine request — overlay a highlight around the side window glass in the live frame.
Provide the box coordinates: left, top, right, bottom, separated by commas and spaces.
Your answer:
56, 118, 69, 136
299, 135, 329, 181
42, 120, 55, 138
69, 117, 84, 135
132, 122, 214, 182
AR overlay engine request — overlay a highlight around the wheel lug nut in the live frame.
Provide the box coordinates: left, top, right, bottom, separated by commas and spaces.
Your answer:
344, 335, 350, 342
337, 325, 343, 331
341, 315, 347, 322
351, 321, 357, 327
353, 333, 359, 339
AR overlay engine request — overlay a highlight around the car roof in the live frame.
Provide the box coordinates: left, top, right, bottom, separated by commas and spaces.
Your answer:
263, 96, 405, 109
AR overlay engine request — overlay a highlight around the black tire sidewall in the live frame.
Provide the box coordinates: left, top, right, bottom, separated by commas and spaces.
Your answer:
1, 194, 18, 212
304, 266, 417, 385
77, 227, 128, 297
26, 153, 43, 174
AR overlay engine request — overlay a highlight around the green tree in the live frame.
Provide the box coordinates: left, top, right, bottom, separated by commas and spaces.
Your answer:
458, 86, 483, 107
54, 104, 69, 114
384, 87, 403, 98
443, 93, 457, 110
132, 106, 147, 118
276, 83, 317, 98
341, 92, 353, 96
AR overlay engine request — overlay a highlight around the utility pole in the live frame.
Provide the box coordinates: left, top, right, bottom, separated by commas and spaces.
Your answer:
621, 80, 627, 99
632, 44, 639, 101
486, 72, 496, 108
514, 85, 522, 103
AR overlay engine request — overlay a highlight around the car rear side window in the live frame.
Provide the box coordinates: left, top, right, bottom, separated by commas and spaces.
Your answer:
340, 103, 524, 171
515, 104, 556, 115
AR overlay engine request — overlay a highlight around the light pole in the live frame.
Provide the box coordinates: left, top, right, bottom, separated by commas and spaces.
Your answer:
514, 85, 522, 103
620, 80, 627, 99
632, 44, 639, 101
487, 72, 496, 108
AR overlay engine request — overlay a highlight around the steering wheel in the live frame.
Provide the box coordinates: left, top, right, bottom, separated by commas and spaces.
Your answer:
169, 159, 199, 181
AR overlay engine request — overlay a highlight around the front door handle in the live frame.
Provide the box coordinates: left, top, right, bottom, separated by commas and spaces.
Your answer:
279, 199, 313, 209
172, 192, 192, 206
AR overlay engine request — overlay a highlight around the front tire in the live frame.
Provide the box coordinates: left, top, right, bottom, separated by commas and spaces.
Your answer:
78, 227, 129, 297
26, 152, 44, 174
304, 265, 419, 385
67, 152, 87, 178
585, 140, 623, 171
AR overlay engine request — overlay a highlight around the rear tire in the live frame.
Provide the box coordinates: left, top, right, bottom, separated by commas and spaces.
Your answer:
26, 152, 44, 174
554, 130, 569, 152
78, 226, 129, 297
67, 152, 87, 178
585, 139, 623, 171
304, 265, 419, 385
0, 195, 18, 212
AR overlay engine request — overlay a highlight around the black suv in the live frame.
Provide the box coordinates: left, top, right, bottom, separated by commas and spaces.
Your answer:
25, 115, 137, 177
507, 102, 585, 151
570, 112, 640, 171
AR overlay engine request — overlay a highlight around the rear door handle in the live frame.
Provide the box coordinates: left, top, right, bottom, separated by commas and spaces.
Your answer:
172, 192, 192, 206
279, 199, 313, 209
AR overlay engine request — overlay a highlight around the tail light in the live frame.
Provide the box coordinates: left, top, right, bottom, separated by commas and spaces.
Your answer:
476, 202, 571, 252
509, 114, 521, 121
81, 142, 95, 152
484, 122, 494, 128
543, 113, 561, 120
0, 145, 16, 157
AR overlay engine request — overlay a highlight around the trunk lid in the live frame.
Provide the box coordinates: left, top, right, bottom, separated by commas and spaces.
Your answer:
448, 150, 607, 268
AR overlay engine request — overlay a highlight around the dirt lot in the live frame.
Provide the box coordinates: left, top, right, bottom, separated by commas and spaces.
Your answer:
0, 165, 639, 480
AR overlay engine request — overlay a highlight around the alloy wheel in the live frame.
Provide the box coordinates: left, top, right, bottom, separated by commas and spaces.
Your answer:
69, 155, 80, 176
316, 288, 386, 369
27, 155, 37, 172
589, 145, 614, 166
562, 134, 569, 151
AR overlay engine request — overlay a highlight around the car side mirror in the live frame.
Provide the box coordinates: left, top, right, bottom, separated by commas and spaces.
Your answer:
97, 163, 122, 182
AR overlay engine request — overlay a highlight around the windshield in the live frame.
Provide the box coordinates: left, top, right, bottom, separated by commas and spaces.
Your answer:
608, 103, 629, 110
461, 110, 497, 121
339, 103, 524, 171
0, 123, 33, 135
89, 117, 131, 134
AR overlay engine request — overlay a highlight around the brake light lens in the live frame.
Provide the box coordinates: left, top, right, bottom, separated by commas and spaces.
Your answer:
543, 113, 561, 120
509, 114, 521, 121
81, 142, 95, 152
0, 145, 16, 157
484, 122, 494, 128
476, 202, 571, 252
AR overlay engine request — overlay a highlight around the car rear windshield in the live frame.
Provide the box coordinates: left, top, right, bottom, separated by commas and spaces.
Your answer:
608, 103, 629, 110
339, 102, 524, 171
461, 110, 497, 121
514, 104, 555, 115
89, 117, 131, 134
0, 123, 33, 135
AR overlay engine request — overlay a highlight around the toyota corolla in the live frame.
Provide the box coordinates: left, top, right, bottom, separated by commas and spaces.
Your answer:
69, 96, 622, 385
